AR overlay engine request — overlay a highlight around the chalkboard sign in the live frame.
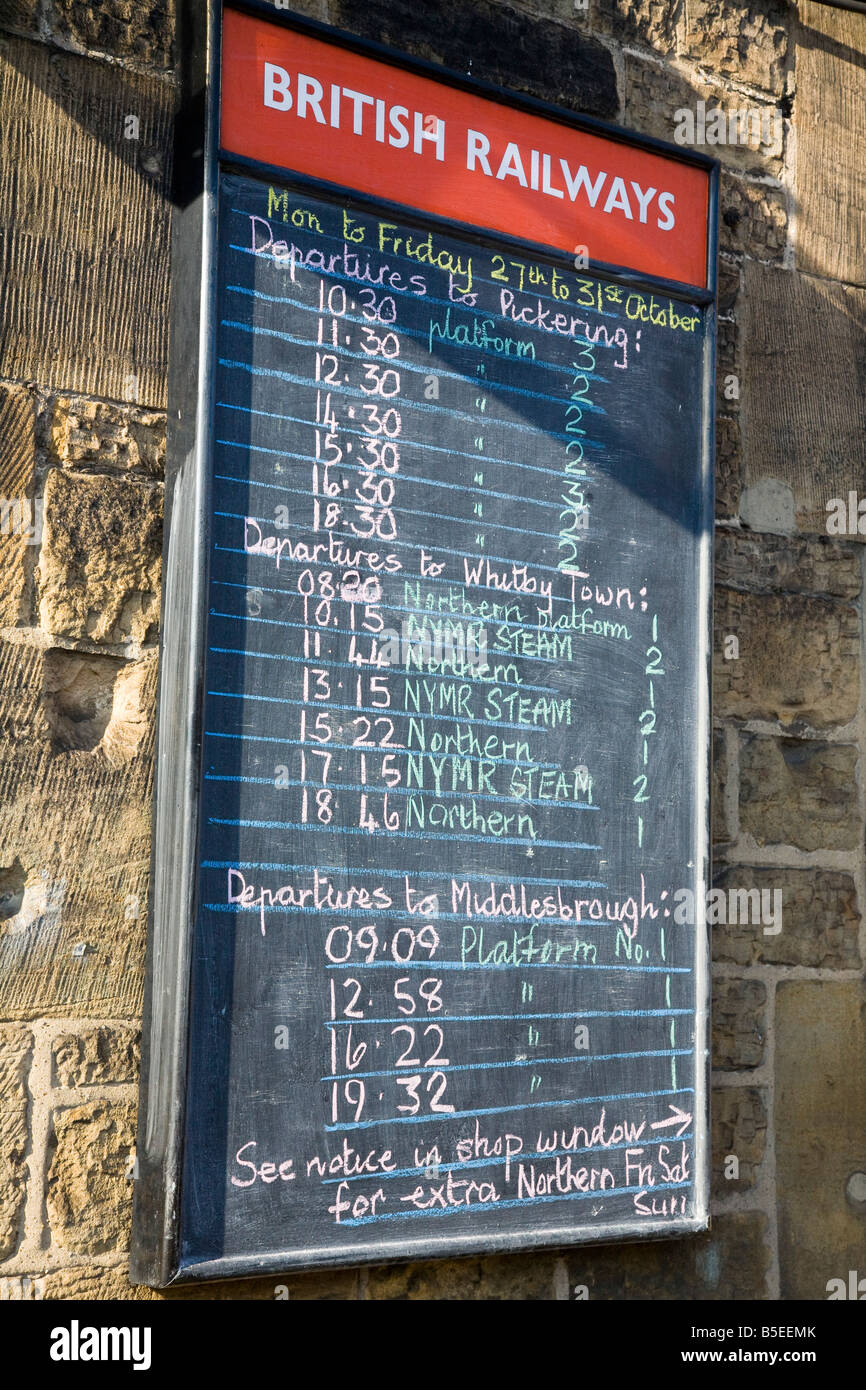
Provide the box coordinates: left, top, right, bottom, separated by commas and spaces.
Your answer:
132, 1, 717, 1285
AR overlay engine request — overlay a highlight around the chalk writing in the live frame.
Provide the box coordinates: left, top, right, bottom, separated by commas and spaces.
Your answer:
177, 170, 710, 1269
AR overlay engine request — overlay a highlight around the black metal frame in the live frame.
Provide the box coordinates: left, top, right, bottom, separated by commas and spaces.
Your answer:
131, 0, 718, 1287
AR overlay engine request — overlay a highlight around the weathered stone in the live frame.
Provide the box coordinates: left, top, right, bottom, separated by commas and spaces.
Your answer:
720, 173, 787, 260
712, 1086, 767, 1193
53, 1025, 140, 1087
715, 417, 741, 520
330, 0, 618, 116
683, 0, 788, 95
0, 857, 26, 924
42, 1265, 155, 1300
48, 1, 175, 72
712, 728, 729, 845
0, 641, 50, 744
48, 397, 165, 479
714, 531, 861, 600
272, 1269, 361, 1300
594, 0, 680, 52
365, 1250, 559, 1299
625, 55, 783, 178
567, 1211, 769, 1298
41, 648, 154, 766
292, 0, 329, 18
739, 477, 796, 536
46, 1100, 136, 1253
0, 640, 153, 759
0, 381, 38, 627
41, 1262, 359, 1299
717, 260, 741, 317
0, 0, 40, 37
0, 641, 155, 1021
742, 262, 866, 535
795, 2, 866, 286
0, 37, 172, 404
716, 317, 739, 419
713, 588, 859, 728
167, 1266, 360, 1300
0, 1025, 32, 1260
776, 982, 866, 1299
505, 0, 583, 26
712, 866, 860, 969
739, 736, 859, 851
712, 978, 766, 1070
38, 470, 162, 644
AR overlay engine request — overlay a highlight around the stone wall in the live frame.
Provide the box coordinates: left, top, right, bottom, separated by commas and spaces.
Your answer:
0, 0, 864, 1301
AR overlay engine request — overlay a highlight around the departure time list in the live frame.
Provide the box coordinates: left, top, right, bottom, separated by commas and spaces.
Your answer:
178, 169, 710, 1266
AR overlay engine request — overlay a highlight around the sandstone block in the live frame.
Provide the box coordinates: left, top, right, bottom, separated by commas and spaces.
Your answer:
0, 642, 155, 1021
365, 1251, 559, 1299
0, 37, 172, 404
715, 417, 741, 521
42, 1265, 155, 1300
46, 1100, 136, 1254
776, 981, 866, 1299
739, 736, 859, 851
330, 0, 618, 116
0, 382, 38, 628
48, 1, 175, 72
720, 173, 787, 260
48, 397, 165, 479
53, 1025, 140, 1087
270, 1268, 361, 1300
683, 0, 788, 96
505, 0, 584, 25
594, 0, 680, 52
39, 470, 162, 644
0, 1025, 32, 1260
713, 588, 859, 728
0, 641, 51, 744
741, 263, 866, 535
0, 1, 40, 37
712, 1086, 767, 1193
712, 978, 766, 1070
42, 649, 154, 766
41, 1262, 359, 1299
712, 866, 860, 969
625, 55, 783, 179
716, 318, 740, 419
795, 2, 866, 286
717, 260, 741, 317
714, 531, 861, 600
712, 728, 729, 845
566, 1211, 769, 1299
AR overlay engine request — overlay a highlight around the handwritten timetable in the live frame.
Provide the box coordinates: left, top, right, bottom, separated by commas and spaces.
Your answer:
130, 3, 715, 1284
164, 167, 710, 1273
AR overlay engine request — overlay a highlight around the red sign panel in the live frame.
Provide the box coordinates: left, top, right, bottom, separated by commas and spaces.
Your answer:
220, 7, 710, 288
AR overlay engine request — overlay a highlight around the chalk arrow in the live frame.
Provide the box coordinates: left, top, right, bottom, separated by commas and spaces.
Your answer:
650, 1104, 691, 1137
